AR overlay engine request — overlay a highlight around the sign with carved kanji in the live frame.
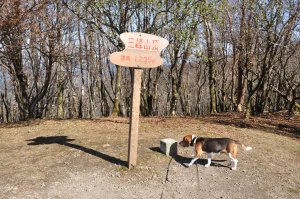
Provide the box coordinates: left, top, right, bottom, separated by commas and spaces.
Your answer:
109, 32, 169, 169
109, 32, 169, 68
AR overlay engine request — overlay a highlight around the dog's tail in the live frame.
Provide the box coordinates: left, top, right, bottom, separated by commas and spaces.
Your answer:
234, 140, 253, 151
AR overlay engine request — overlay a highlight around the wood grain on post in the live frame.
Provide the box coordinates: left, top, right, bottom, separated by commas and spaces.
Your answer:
128, 68, 142, 169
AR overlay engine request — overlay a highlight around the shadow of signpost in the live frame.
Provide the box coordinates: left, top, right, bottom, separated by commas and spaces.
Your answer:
26, 136, 127, 167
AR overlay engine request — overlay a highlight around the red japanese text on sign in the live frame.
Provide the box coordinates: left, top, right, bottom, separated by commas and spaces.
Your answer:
127, 38, 160, 52
120, 54, 156, 64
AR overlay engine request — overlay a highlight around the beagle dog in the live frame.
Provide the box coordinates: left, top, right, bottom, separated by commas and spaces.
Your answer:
179, 134, 252, 170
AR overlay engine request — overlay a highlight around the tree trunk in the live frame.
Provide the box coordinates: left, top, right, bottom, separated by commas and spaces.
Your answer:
236, 0, 247, 113
204, 19, 217, 114
87, 29, 95, 119
0, 65, 10, 122
112, 65, 122, 116
151, 67, 162, 115
77, 20, 84, 118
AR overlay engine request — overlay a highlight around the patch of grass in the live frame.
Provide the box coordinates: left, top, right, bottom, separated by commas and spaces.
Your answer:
117, 165, 128, 172
288, 188, 300, 194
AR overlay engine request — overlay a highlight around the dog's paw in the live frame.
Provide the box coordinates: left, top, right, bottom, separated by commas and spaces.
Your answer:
231, 167, 237, 170
204, 164, 210, 168
187, 163, 193, 167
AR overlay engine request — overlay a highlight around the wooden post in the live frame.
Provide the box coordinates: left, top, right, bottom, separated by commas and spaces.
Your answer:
128, 68, 142, 169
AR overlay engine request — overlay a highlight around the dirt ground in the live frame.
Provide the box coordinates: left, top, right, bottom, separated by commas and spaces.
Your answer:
0, 114, 299, 199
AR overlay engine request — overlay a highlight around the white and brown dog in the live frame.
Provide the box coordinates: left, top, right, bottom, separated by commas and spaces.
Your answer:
179, 134, 252, 170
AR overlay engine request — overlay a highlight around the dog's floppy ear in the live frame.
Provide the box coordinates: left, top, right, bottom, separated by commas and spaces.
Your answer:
179, 134, 193, 147
184, 134, 193, 144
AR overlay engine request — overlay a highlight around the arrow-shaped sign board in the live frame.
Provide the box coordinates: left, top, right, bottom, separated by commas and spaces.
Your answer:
109, 32, 169, 169
109, 32, 169, 68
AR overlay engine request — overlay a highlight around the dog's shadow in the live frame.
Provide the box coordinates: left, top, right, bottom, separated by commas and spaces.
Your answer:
149, 147, 230, 168
26, 136, 127, 167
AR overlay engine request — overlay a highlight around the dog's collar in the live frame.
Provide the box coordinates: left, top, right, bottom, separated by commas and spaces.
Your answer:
191, 135, 197, 146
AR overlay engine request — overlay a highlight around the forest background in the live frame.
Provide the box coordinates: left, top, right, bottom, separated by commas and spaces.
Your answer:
0, 0, 299, 122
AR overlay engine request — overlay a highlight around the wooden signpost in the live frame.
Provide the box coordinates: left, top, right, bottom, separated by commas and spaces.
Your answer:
109, 32, 169, 169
